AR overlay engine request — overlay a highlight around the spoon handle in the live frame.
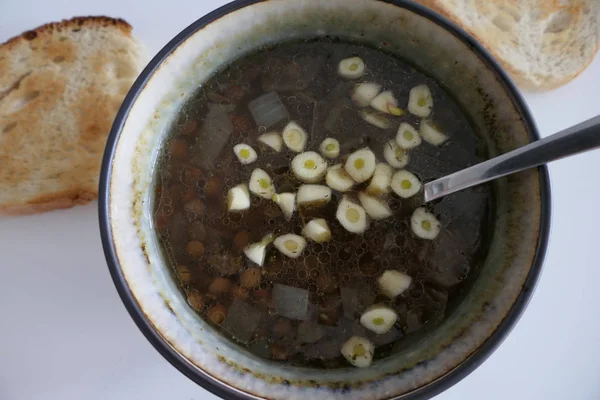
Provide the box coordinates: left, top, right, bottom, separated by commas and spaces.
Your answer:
423, 115, 600, 203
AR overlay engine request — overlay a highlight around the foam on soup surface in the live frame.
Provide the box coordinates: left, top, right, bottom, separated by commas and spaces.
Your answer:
152, 38, 492, 369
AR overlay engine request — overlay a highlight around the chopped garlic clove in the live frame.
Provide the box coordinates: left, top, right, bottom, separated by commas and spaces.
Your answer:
227, 184, 251, 211
249, 168, 275, 199
391, 170, 421, 199
272, 192, 296, 220
274, 234, 307, 258
326, 164, 355, 192
336, 197, 369, 234
408, 84, 433, 117
338, 57, 365, 79
396, 123, 422, 149
297, 184, 332, 207
351, 83, 382, 107
345, 148, 376, 183
291, 151, 328, 183
370, 90, 403, 115
282, 121, 308, 152
361, 109, 391, 129
358, 192, 392, 220
233, 143, 258, 164
303, 219, 332, 243
360, 304, 398, 334
341, 336, 374, 368
420, 120, 448, 146
243, 234, 274, 266
411, 207, 441, 240
366, 163, 392, 196
378, 270, 412, 298
319, 138, 340, 159
258, 132, 283, 152
383, 140, 410, 168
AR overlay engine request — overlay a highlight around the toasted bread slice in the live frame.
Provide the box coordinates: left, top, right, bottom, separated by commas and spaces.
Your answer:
417, 0, 600, 91
0, 16, 145, 215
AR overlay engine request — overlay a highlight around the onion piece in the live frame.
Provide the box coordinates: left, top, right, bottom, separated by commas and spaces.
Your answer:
303, 219, 332, 243
227, 184, 251, 211
258, 132, 283, 152
370, 90, 403, 116
291, 151, 328, 183
358, 192, 392, 220
341, 336, 374, 368
351, 83, 382, 107
378, 270, 412, 298
361, 109, 391, 129
408, 84, 433, 117
420, 120, 448, 146
338, 56, 365, 79
249, 168, 275, 199
243, 234, 274, 266
248, 91, 289, 128
396, 123, 422, 149
274, 234, 307, 258
319, 138, 340, 159
326, 164, 355, 192
383, 140, 410, 168
366, 163, 392, 196
282, 121, 308, 152
360, 304, 398, 334
391, 170, 421, 199
410, 207, 441, 240
233, 143, 258, 164
345, 148, 376, 183
297, 184, 332, 207
336, 197, 369, 234
272, 192, 296, 220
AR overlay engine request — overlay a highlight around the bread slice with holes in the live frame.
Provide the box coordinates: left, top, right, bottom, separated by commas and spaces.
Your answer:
0, 16, 146, 215
416, 0, 599, 91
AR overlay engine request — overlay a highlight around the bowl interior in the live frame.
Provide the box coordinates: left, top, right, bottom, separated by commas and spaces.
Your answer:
103, 1, 547, 399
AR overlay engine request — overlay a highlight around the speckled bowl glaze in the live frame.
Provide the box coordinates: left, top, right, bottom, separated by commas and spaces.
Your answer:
99, 1, 550, 399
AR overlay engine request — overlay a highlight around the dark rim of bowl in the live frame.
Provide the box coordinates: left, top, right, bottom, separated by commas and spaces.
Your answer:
98, 0, 551, 399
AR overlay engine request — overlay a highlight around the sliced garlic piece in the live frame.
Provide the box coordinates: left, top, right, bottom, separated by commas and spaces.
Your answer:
336, 197, 369, 234
319, 138, 340, 159
378, 270, 412, 298
361, 109, 391, 129
272, 192, 296, 220
341, 336, 374, 368
351, 83, 382, 107
408, 84, 433, 117
370, 90, 403, 115
249, 168, 275, 199
411, 207, 441, 240
383, 140, 410, 168
233, 143, 258, 164
243, 234, 274, 266
420, 120, 448, 146
358, 192, 392, 220
274, 234, 307, 258
291, 151, 328, 183
338, 56, 365, 79
303, 218, 332, 243
282, 121, 308, 152
391, 170, 421, 199
227, 183, 251, 211
326, 164, 355, 192
396, 123, 422, 149
258, 132, 283, 152
297, 184, 332, 207
360, 304, 398, 334
345, 148, 376, 183
366, 163, 392, 196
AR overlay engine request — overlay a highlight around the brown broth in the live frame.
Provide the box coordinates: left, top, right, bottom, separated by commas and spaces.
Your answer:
152, 38, 492, 368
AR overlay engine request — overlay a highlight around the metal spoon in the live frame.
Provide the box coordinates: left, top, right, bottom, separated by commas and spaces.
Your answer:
423, 115, 600, 203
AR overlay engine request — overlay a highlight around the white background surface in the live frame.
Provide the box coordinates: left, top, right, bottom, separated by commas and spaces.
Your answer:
1, 1, 599, 399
